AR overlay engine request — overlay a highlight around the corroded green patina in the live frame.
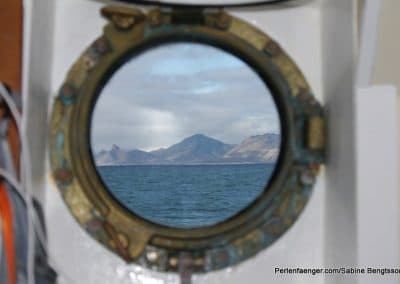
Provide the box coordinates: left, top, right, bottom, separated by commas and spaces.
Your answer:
49, 6, 325, 273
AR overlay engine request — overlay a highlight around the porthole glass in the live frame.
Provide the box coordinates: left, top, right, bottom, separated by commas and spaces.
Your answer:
91, 42, 281, 228
50, 6, 324, 274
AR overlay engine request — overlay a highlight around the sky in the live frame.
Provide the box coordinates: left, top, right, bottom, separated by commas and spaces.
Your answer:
91, 42, 281, 152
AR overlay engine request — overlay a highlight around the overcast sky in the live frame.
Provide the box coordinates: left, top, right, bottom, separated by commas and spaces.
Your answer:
91, 43, 280, 152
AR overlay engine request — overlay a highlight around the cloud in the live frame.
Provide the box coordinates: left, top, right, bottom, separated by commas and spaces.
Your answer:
91, 42, 281, 152
92, 103, 182, 151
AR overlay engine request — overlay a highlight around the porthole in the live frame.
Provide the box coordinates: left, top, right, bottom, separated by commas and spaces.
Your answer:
91, 41, 282, 229
50, 6, 325, 275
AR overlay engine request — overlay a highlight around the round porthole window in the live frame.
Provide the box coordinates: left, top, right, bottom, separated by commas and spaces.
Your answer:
50, 6, 324, 275
91, 41, 282, 229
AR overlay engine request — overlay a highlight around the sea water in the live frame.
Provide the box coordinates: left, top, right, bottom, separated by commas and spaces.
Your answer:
97, 163, 275, 228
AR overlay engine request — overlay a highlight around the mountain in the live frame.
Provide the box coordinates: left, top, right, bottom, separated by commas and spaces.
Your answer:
223, 133, 280, 162
94, 133, 280, 165
94, 144, 156, 165
150, 134, 234, 163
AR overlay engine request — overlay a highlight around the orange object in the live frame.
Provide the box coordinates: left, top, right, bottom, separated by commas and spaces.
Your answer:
0, 0, 23, 175
0, 182, 16, 284
0, 1, 22, 282
0, 1, 23, 93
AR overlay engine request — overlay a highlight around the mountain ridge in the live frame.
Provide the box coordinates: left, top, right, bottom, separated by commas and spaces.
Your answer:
94, 133, 280, 166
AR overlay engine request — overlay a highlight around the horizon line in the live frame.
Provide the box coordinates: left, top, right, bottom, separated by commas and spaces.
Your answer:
97, 161, 277, 167
95, 132, 281, 154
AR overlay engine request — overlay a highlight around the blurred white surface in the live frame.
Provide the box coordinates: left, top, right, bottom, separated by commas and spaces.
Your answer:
22, 0, 400, 283
46, 1, 325, 283
321, 1, 358, 283
356, 85, 399, 284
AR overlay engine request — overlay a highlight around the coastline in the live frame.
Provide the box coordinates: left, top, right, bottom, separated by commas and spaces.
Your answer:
97, 162, 276, 167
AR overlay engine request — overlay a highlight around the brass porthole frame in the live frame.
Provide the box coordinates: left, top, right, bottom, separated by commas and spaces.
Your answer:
49, 6, 325, 273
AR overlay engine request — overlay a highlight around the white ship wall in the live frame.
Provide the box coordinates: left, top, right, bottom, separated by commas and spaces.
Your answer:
22, 0, 399, 283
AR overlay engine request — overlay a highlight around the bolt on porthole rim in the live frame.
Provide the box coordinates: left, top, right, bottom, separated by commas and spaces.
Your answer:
49, 6, 325, 274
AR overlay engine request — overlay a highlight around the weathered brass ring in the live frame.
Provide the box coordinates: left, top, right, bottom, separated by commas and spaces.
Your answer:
50, 6, 324, 273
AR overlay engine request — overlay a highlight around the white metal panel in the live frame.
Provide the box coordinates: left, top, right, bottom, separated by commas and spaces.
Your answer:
321, 1, 358, 283
356, 0, 382, 87
22, 0, 56, 202
356, 85, 399, 284
22, 0, 400, 284
22, 0, 366, 283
